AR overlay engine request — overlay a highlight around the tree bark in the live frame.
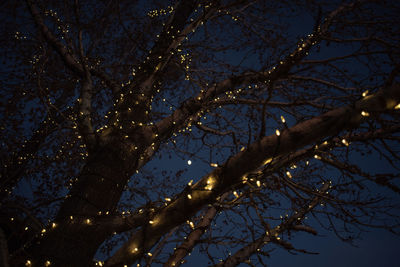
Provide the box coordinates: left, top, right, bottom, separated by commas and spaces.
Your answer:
26, 141, 138, 266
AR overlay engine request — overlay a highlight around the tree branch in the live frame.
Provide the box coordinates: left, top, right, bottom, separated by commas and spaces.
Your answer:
211, 184, 329, 267
104, 83, 400, 266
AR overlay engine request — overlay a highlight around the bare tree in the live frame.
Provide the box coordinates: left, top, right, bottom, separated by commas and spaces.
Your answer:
1, 0, 400, 266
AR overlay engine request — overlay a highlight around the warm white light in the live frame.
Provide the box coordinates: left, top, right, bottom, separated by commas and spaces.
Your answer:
341, 139, 349, 146
275, 129, 280, 136
280, 115, 286, 123
189, 221, 194, 228
205, 177, 214, 190
187, 194, 192, 199
263, 158, 272, 165
256, 180, 261, 187
286, 171, 292, 178
361, 110, 370, 117
187, 160, 192, 165
395, 103, 400, 109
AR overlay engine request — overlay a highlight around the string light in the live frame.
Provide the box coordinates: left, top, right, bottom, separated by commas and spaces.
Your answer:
205, 176, 215, 190
362, 90, 369, 97
263, 158, 272, 165
187, 221, 195, 229
280, 115, 286, 123
361, 110, 370, 117
395, 103, 400, 109
45, 260, 51, 266
286, 171, 292, 178
187, 194, 192, 199
341, 139, 349, 146
256, 180, 261, 187
275, 129, 280, 136
25, 260, 32, 266
187, 160, 192, 165
210, 163, 218, 167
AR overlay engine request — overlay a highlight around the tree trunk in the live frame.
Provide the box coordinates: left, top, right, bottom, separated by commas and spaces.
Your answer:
26, 143, 135, 266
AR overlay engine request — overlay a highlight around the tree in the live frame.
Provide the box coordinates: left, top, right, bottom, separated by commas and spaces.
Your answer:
1, 0, 400, 266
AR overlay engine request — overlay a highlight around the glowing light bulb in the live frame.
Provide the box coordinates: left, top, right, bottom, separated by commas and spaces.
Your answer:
263, 158, 272, 165
187, 160, 192, 165
189, 221, 194, 228
361, 111, 369, 117
286, 171, 292, 178
275, 129, 280, 136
